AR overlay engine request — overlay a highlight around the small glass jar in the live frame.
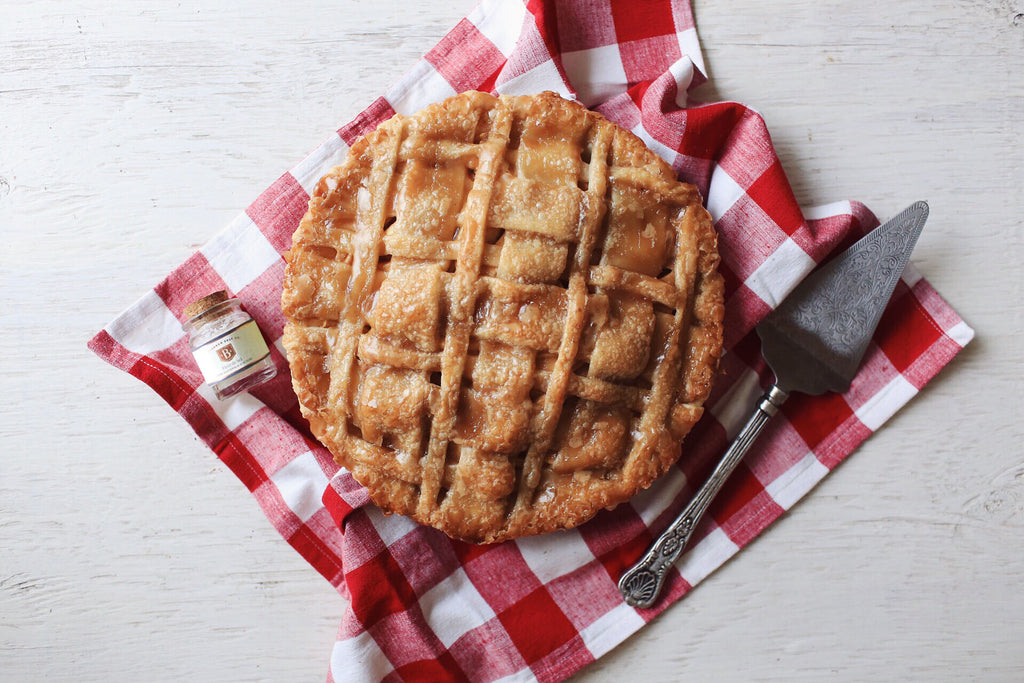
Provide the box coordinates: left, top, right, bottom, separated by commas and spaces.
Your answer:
182, 291, 277, 400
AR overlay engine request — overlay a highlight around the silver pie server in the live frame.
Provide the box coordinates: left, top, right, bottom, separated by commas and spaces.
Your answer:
619, 201, 930, 609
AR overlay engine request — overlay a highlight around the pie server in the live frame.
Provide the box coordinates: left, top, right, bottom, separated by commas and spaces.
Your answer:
619, 201, 930, 609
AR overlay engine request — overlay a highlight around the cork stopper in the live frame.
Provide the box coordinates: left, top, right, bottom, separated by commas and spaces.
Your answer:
183, 290, 230, 320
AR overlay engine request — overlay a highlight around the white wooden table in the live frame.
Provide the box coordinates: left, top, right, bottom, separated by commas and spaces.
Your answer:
3, 1, 1022, 680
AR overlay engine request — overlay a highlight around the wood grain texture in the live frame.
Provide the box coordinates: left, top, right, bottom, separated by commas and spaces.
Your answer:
1, 0, 1021, 680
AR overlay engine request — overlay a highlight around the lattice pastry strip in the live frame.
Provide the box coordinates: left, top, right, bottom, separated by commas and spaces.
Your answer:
282, 91, 724, 543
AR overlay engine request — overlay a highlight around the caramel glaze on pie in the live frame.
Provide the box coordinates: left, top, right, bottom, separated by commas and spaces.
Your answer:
282, 91, 724, 543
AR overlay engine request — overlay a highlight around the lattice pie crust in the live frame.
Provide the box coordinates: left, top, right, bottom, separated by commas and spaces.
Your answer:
282, 91, 723, 543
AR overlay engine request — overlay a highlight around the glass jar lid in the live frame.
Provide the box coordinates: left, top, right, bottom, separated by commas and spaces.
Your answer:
183, 290, 230, 320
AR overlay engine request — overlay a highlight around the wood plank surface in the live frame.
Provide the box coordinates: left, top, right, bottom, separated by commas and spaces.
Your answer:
2, 0, 1021, 680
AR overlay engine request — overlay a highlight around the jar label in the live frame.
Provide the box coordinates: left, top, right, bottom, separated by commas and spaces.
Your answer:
191, 320, 271, 385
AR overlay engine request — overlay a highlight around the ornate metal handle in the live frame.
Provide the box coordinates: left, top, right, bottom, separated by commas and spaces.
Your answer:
618, 385, 789, 608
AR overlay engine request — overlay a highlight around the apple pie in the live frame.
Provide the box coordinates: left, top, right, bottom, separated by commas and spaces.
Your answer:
281, 91, 724, 543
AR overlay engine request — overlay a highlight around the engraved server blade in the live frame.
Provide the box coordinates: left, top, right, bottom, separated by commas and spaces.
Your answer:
756, 200, 929, 396
619, 201, 930, 608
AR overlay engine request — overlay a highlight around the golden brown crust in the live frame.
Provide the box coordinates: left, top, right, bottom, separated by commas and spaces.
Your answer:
282, 91, 724, 543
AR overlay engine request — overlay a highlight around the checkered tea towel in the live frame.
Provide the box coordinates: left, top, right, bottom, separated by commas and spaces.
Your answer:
88, 0, 974, 680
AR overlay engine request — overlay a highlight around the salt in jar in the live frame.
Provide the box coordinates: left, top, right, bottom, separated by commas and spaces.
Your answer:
182, 291, 277, 400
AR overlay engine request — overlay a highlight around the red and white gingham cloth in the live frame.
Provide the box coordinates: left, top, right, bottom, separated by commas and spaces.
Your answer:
89, 0, 974, 680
